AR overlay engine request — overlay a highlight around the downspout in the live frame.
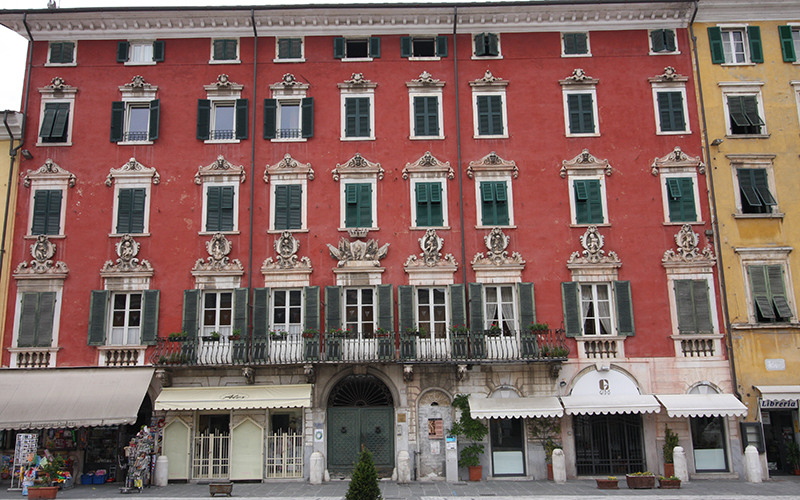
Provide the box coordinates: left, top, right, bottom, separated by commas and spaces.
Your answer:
249, 9, 258, 351
453, 7, 467, 287
689, 2, 740, 401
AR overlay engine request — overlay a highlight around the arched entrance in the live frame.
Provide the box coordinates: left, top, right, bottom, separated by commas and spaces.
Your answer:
327, 374, 394, 476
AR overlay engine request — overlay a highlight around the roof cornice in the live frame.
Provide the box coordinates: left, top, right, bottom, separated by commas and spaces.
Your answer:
694, 0, 800, 23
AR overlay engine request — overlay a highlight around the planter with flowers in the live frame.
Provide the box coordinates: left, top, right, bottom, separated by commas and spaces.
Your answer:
451, 394, 488, 481
302, 329, 320, 361
596, 476, 618, 489
28, 454, 66, 499
658, 475, 681, 489
626, 471, 656, 489
400, 327, 419, 359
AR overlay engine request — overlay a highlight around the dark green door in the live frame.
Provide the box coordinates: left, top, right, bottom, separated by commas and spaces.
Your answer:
328, 407, 394, 476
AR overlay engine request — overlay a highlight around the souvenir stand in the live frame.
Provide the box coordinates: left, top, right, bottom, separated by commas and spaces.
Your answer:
9, 434, 37, 491
119, 427, 154, 494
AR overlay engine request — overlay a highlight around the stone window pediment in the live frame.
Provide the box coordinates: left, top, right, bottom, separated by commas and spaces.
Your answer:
337, 72, 377, 91
560, 149, 612, 178
404, 229, 457, 285
262, 231, 312, 288
269, 73, 309, 97
651, 147, 705, 176
106, 157, 160, 186
332, 153, 384, 182
204, 74, 244, 98
648, 66, 688, 84
402, 151, 453, 180
195, 155, 246, 185
662, 224, 716, 273
567, 226, 621, 280
24, 158, 76, 188
471, 227, 525, 283
469, 70, 508, 89
559, 68, 599, 88
118, 75, 158, 100
264, 154, 314, 183
192, 233, 243, 289
406, 71, 445, 90
14, 235, 69, 279
467, 152, 518, 179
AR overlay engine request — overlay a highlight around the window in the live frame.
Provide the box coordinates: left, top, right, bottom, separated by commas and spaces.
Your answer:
748, 265, 793, 323
417, 287, 448, 338
276, 37, 303, 61
562, 281, 634, 337
264, 98, 313, 140
31, 189, 62, 235
665, 177, 697, 222
580, 283, 613, 335
413, 96, 440, 137
110, 100, 159, 143
109, 292, 142, 345
484, 285, 516, 333
117, 41, 164, 64
272, 289, 303, 335
404, 152, 452, 230
649, 29, 677, 53
24, 159, 73, 237
47, 41, 75, 65
674, 280, 713, 333
338, 73, 377, 140
197, 99, 248, 142
415, 182, 443, 227
476, 95, 505, 136
708, 26, 763, 64
726, 95, 764, 135
344, 97, 371, 138
480, 181, 510, 226
473, 33, 500, 58
407, 72, 445, 140
265, 154, 313, 233
39, 103, 70, 144
115, 188, 146, 234
205, 185, 236, 232
566, 92, 596, 135
470, 70, 508, 138
571, 178, 604, 225
16, 292, 57, 347
203, 291, 233, 336
273, 184, 302, 230
401, 36, 447, 59
344, 183, 372, 228
211, 38, 239, 62
333, 37, 381, 60
106, 158, 158, 237
655, 91, 687, 133
778, 25, 800, 62
562, 32, 590, 56
737, 168, 776, 214
344, 287, 375, 335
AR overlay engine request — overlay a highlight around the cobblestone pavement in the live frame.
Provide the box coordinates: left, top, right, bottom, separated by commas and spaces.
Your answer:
3, 476, 800, 500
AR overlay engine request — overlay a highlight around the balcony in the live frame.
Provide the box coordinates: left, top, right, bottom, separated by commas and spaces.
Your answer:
150, 329, 569, 367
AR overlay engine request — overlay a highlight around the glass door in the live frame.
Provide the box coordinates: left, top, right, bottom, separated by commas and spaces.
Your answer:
490, 418, 525, 476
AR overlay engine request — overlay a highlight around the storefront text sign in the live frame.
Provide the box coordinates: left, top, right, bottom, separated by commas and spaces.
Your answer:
760, 399, 798, 409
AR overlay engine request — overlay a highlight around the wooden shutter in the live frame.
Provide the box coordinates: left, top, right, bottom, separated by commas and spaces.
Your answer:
49, 43, 63, 64
474, 33, 488, 56
32, 190, 61, 235
213, 39, 225, 60
233, 288, 249, 335
17, 293, 40, 347
304, 286, 320, 332
345, 184, 358, 227
263, 99, 277, 139
480, 181, 494, 225
436, 35, 448, 57
664, 29, 676, 51
252, 288, 269, 338
742, 96, 764, 126
274, 185, 289, 230
333, 37, 345, 58
34, 292, 56, 347
377, 284, 394, 331
220, 185, 235, 231
182, 289, 201, 339
487, 33, 499, 56
87, 290, 110, 346
779, 26, 797, 62
468, 283, 484, 331
206, 186, 221, 231
117, 41, 129, 62
449, 284, 466, 329
674, 280, 696, 333
651, 29, 666, 52
708, 27, 725, 63
747, 26, 763, 63
398, 285, 415, 332
153, 40, 165, 62
517, 282, 536, 332
667, 177, 696, 222
692, 280, 713, 333
110, 101, 125, 142
489, 95, 503, 135
49, 103, 69, 142
325, 286, 341, 331
287, 185, 302, 229
477, 95, 490, 135
749, 265, 775, 320
235, 98, 249, 140
197, 99, 211, 140
116, 188, 132, 234
416, 183, 430, 226
39, 104, 57, 139
767, 265, 793, 320
494, 181, 509, 225
613, 280, 635, 336
400, 36, 412, 58
358, 183, 372, 227
301, 97, 314, 138
561, 282, 581, 337
369, 37, 381, 58
658, 91, 684, 132
567, 94, 581, 134
586, 180, 603, 224
148, 99, 160, 141
278, 38, 290, 59
141, 290, 160, 345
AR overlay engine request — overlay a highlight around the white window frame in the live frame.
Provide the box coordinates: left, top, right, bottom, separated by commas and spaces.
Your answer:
791, 24, 800, 65
482, 284, 517, 331
727, 154, 780, 218
407, 36, 443, 61
718, 25, 752, 65
408, 89, 444, 140
471, 90, 508, 139
125, 41, 157, 66
270, 288, 304, 336
340, 91, 376, 141
211, 100, 238, 143
202, 290, 234, 337
648, 29, 680, 55
719, 82, 767, 138
209, 38, 241, 64
108, 291, 143, 346
27, 181, 68, 238
116, 79, 158, 145
791, 81, 800, 128
201, 180, 240, 234
202, 78, 244, 145
409, 178, 449, 229
112, 180, 152, 236
269, 77, 309, 143
659, 171, 702, 225
567, 174, 608, 227
269, 179, 307, 232
45, 41, 77, 67
415, 286, 450, 338
665, 273, 720, 336
339, 178, 378, 231
274, 37, 305, 63
37, 85, 77, 147
561, 32, 591, 57
473, 175, 515, 229
651, 83, 691, 135
578, 282, 615, 336
341, 37, 374, 62
10, 286, 63, 367
343, 286, 376, 336
403, 152, 453, 231
734, 247, 797, 326
562, 89, 600, 138
471, 32, 502, 60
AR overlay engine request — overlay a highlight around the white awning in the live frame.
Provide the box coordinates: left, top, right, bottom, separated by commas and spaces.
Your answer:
656, 394, 748, 418
755, 386, 800, 402
155, 384, 312, 411
0, 367, 154, 430
470, 396, 564, 419
560, 395, 661, 415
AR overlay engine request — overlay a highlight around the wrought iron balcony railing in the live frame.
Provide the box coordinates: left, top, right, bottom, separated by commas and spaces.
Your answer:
150, 329, 568, 367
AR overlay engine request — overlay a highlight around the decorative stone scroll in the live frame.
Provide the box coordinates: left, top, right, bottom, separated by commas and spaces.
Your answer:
560, 68, 599, 85
405, 229, 457, 268
263, 231, 312, 270
469, 70, 508, 88
14, 235, 69, 277
328, 237, 389, 268
123, 75, 152, 90
264, 154, 314, 183
332, 153, 384, 181
45, 76, 70, 90
212, 73, 236, 88
402, 151, 453, 180
560, 149, 612, 178
342, 73, 372, 86
195, 155, 245, 184
648, 66, 688, 84
651, 146, 705, 176
23, 159, 76, 188
106, 157, 160, 186
193, 233, 243, 272
471, 228, 525, 267
100, 234, 153, 274
662, 225, 716, 264
568, 226, 621, 265
412, 71, 440, 85
467, 152, 518, 179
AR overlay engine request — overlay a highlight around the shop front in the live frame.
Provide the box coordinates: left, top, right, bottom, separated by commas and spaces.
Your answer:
755, 386, 800, 474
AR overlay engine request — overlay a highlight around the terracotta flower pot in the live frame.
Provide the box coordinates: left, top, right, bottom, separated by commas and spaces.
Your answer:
27, 486, 59, 499
547, 463, 553, 480
626, 474, 656, 489
468, 465, 482, 481
596, 478, 619, 489
658, 478, 681, 489
664, 463, 674, 477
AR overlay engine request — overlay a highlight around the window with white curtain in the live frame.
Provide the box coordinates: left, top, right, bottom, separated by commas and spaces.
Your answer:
417, 287, 448, 338
271, 289, 303, 336
484, 285, 516, 334
580, 283, 613, 335
110, 292, 142, 345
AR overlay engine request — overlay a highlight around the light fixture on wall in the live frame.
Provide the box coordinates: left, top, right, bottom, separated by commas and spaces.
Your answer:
710, 138, 724, 146
21, 149, 33, 160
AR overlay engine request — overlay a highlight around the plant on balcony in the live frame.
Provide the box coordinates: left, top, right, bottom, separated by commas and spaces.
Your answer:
527, 321, 549, 332
451, 394, 488, 481
541, 346, 569, 358
302, 328, 319, 338
167, 331, 187, 341
449, 324, 469, 336
269, 330, 287, 340
204, 331, 221, 342
373, 327, 391, 337
327, 327, 352, 338
402, 326, 422, 337
229, 329, 241, 341
487, 322, 502, 336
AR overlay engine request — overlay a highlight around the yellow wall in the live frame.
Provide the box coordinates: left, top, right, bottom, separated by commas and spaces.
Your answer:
694, 19, 800, 420
0, 112, 22, 356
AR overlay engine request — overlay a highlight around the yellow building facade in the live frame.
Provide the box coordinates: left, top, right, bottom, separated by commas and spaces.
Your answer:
0, 111, 22, 356
694, 1, 800, 476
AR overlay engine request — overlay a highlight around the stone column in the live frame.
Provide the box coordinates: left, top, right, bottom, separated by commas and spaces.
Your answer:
745, 445, 762, 483
309, 451, 324, 485
552, 448, 567, 484
673, 446, 688, 482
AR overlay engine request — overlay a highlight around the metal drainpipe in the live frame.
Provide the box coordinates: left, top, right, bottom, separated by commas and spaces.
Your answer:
249, 10, 258, 352
1, 112, 20, 288
689, 3, 741, 401
453, 7, 467, 287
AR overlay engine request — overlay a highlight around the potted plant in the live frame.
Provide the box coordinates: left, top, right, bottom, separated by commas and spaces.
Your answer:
487, 322, 502, 336
528, 321, 549, 332
229, 328, 241, 341
596, 476, 618, 489
167, 331, 187, 342
544, 437, 563, 480
658, 475, 681, 489
450, 394, 488, 481
205, 331, 221, 342
528, 416, 561, 480
663, 424, 679, 477
269, 330, 287, 341
626, 471, 656, 489
29, 455, 65, 499
785, 441, 800, 475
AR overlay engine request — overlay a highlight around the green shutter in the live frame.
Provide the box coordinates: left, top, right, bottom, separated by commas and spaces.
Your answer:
436, 35, 448, 57
398, 285, 415, 332
664, 29, 676, 51
708, 27, 725, 64
449, 284, 466, 330
658, 91, 685, 132
39, 104, 57, 139
487, 33, 499, 56
117, 41, 129, 62
117, 189, 132, 234
274, 185, 289, 230
220, 186, 234, 231
304, 286, 320, 331
674, 280, 696, 333
475, 33, 488, 56
325, 286, 341, 331
233, 288, 249, 335
50, 104, 69, 141
517, 282, 536, 332
561, 282, 581, 337
692, 280, 713, 333
32, 189, 61, 235
728, 96, 748, 127
253, 288, 269, 338
182, 289, 201, 339
148, 99, 160, 141
779, 26, 797, 62
748, 26, 763, 63
377, 284, 393, 331
369, 37, 381, 58
564, 33, 587, 54
34, 292, 56, 347
110, 101, 125, 142
359, 183, 372, 227
614, 280, 635, 336
49, 43, 63, 64
87, 290, 110, 346
17, 293, 40, 347
749, 265, 776, 320
206, 186, 221, 231
333, 37, 345, 59
197, 99, 211, 140
477, 95, 490, 135
489, 95, 503, 135
235, 98, 248, 140
742, 96, 765, 126
766, 265, 792, 320
667, 177, 696, 222
264, 99, 277, 139
141, 290, 160, 345
288, 185, 302, 229
651, 29, 666, 52
468, 283, 484, 331
301, 97, 314, 138
153, 40, 165, 62
415, 183, 430, 226
401, 36, 412, 58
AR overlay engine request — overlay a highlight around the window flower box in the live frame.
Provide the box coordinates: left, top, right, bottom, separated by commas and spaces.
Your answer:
626, 472, 655, 489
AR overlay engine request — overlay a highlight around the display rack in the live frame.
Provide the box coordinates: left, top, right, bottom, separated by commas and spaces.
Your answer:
8, 434, 37, 491
119, 427, 154, 494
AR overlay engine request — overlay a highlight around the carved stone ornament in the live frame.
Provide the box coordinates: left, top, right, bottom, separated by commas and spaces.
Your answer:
46, 76, 70, 90
471, 227, 525, 266
567, 226, 621, 265
263, 154, 314, 183
662, 224, 716, 264
100, 234, 153, 274
14, 235, 69, 276
193, 233, 244, 272
332, 153, 384, 181
280, 73, 300, 86
467, 152, 518, 179
405, 229, 457, 268
414, 71, 440, 84
650, 146, 705, 176
242, 366, 255, 385
403, 364, 414, 382
560, 68, 599, 85
328, 237, 389, 268
648, 66, 688, 83
105, 157, 160, 186
402, 151, 454, 180
344, 73, 370, 85
560, 149, 612, 178
124, 75, 150, 89
214, 73, 234, 87
195, 155, 245, 184
263, 231, 312, 270
304, 364, 316, 384
468, 70, 508, 88
23, 159, 76, 188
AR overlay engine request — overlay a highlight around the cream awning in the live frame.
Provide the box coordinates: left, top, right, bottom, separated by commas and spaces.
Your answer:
0, 367, 154, 430
470, 396, 564, 419
656, 394, 747, 418
154, 384, 312, 411
560, 395, 661, 415
755, 386, 800, 402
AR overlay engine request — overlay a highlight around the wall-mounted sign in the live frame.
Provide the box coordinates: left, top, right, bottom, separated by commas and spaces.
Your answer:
765, 359, 786, 371
314, 429, 324, 442
759, 399, 798, 410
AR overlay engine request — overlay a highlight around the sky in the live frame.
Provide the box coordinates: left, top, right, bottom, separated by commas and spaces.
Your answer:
0, 0, 467, 112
